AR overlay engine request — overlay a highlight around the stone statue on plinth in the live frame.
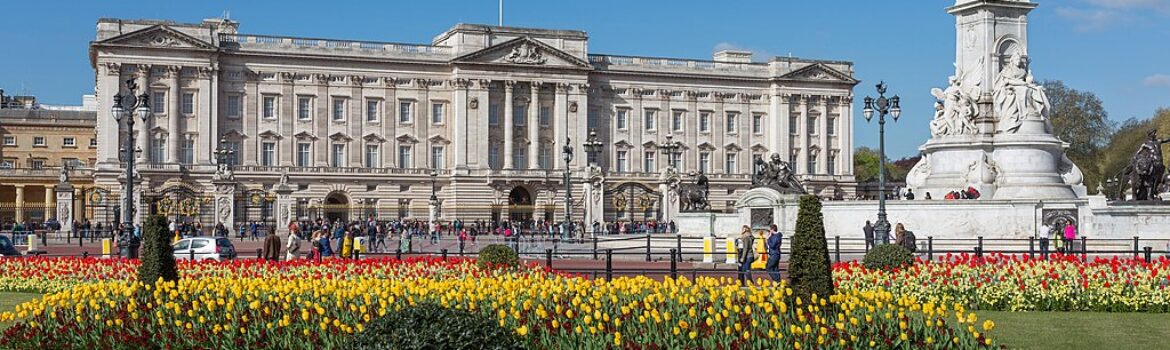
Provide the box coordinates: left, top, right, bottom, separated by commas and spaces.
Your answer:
1117, 129, 1170, 200
994, 52, 1052, 133
751, 153, 805, 194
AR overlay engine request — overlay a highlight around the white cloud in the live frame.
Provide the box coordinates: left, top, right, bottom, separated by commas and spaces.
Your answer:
1055, 7, 1122, 31
1086, 0, 1170, 12
1057, 0, 1169, 31
1143, 74, 1170, 87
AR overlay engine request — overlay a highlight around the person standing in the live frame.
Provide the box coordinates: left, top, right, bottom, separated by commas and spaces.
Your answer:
736, 225, 756, 286
765, 224, 783, 282
1050, 222, 1065, 254
1063, 222, 1077, 255
1038, 222, 1050, 259
863, 221, 875, 250
340, 231, 354, 259
285, 228, 301, 261
261, 231, 282, 262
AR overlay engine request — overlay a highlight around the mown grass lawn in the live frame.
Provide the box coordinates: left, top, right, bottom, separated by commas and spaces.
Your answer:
982, 310, 1170, 350
0, 292, 40, 329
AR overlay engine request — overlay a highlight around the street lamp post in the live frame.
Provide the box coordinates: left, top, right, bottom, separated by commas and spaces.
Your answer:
429, 170, 438, 226
562, 136, 574, 240
862, 82, 901, 245
111, 78, 151, 244
656, 134, 682, 170
583, 129, 604, 167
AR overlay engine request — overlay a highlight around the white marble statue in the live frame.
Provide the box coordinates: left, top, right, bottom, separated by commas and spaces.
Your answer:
929, 62, 980, 137
994, 52, 1051, 133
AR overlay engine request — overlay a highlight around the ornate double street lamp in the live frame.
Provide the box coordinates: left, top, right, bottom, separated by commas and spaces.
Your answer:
862, 82, 901, 245
583, 129, 604, 167
111, 79, 150, 246
561, 135, 574, 240
657, 134, 683, 170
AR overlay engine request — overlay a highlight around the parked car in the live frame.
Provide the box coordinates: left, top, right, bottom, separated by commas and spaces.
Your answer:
173, 237, 237, 261
0, 236, 19, 257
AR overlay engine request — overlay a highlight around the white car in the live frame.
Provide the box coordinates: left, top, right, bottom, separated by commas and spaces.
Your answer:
173, 237, 237, 261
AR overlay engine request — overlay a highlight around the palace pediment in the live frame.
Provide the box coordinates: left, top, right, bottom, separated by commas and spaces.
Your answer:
452, 37, 591, 69
96, 25, 216, 51
777, 63, 857, 84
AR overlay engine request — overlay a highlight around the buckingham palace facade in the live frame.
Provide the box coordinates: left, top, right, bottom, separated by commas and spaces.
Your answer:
90, 18, 858, 225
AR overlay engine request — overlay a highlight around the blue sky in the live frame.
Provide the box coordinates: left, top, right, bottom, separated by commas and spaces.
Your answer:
1, 0, 1167, 159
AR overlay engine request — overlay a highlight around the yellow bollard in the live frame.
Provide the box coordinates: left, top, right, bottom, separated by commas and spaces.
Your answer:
26, 235, 37, 252
355, 237, 365, 253
102, 239, 112, 258
725, 237, 737, 264
702, 237, 714, 263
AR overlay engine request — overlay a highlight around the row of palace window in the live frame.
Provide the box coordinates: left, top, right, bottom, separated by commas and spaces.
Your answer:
605, 109, 838, 136
220, 95, 840, 137
208, 140, 447, 170
224, 95, 451, 125
0, 157, 91, 169
2, 135, 97, 148
147, 91, 199, 116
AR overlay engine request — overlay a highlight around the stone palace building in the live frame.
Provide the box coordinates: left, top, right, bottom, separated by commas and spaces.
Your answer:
90, 18, 858, 226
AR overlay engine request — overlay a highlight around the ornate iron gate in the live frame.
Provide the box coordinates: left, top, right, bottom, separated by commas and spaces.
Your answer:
236, 189, 275, 230
604, 182, 661, 222
146, 184, 214, 225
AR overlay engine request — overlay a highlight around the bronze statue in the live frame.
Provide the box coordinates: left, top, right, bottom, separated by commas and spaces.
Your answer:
752, 153, 806, 194
679, 171, 711, 212
1117, 129, 1169, 200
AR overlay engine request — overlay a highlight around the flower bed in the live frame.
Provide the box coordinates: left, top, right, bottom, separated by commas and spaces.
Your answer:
835, 253, 1170, 312
0, 257, 999, 349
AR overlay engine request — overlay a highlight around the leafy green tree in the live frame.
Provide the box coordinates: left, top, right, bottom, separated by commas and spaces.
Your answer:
1099, 109, 1170, 193
853, 147, 880, 183
788, 195, 833, 301
1042, 80, 1114, 188
138, 215, 179, 284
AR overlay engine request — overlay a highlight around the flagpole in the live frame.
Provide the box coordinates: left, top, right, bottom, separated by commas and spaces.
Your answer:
498, 0, 503, 26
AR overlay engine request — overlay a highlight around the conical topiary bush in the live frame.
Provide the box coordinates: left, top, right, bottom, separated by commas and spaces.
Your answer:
788, 195, 833, 300
138, 215, 179, 284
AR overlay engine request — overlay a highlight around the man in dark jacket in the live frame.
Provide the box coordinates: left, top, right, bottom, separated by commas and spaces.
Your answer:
765, 224, 783, 282
261, 231, 282, 261
863, 221, 875, 250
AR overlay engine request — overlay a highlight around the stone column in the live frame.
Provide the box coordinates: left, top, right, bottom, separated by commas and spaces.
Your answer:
279, 72, 296, 167
553, 83, 569, 170
453, 78, 470, 172
202, 66, 218, 165
136, 65, 152, 163
819, 96, 830, 174
840, 97, 853, 176
43, 186, 53, 221
168, 66, 181, 164
797, 95, 809, 174
274, 179, 293, 235
573, 84, 589, 171
14, 185, 24, 222
382, 77, 398, 167
97, 63, 122, 166
473, 80, 490, 169
503, 81, 515, 169
529, 81, 541, 169
56, 180, 75, 237
213, 180, 237, 230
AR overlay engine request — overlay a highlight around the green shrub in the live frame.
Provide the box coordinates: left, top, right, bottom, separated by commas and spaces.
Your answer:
137, 215, 178, 284
478, 244, 519, 270
863, 244, 914, 271
788, 195, 834, 300
346, 303, 526, 350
